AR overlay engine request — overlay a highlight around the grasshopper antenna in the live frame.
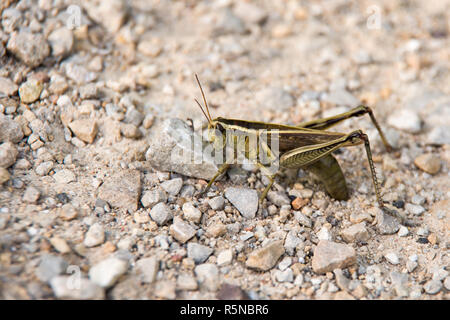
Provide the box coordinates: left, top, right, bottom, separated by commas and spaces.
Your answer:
195, 73, 213, 123
194, 98, 211, 125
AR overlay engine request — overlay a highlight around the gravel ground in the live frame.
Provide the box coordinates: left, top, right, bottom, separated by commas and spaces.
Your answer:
0, 0, 449, 300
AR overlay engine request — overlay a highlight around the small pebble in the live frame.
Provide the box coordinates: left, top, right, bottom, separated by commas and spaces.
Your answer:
217, 249, 233, 266
149, 202, 173, 226
224, 187, 258, 219
182, 202, 202, 223
385, 252, 400, 265
187, 242, 213, 264
23, 186, 40, 203
208, 196, 225, 211
194, 263, 219, 291
170, 217, 196, 243
19, 79, 43, 104
89, 257, 128, 288
423, 280, 442, 295
414, 154, 441, 175
83, 223, 105, 247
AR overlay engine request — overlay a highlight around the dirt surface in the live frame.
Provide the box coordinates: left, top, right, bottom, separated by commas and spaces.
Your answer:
0, 0, 449, 300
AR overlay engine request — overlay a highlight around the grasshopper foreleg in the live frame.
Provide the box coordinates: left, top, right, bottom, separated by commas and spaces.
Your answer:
201, 163, 230, 195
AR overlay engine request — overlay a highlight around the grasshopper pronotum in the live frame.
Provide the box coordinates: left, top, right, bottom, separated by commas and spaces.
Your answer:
194, 75, 400, 219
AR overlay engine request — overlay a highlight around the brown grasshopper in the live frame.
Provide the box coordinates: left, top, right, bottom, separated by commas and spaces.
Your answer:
194, 75, 406, 221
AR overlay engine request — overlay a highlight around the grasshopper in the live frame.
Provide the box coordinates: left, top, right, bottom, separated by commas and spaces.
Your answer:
194, 75, 400, 218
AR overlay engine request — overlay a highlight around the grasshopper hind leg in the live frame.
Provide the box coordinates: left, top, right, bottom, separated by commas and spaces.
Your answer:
200, 163, 230, 195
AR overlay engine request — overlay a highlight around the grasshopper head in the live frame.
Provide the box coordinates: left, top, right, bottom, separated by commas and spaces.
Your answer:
207, 118, 226, 148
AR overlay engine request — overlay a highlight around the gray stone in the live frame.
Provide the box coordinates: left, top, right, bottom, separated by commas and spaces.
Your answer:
376, 211, 400, 235
227, 166, 248, 184
217, 249, 233, 266
35, 254, 68, 283
83, 223, 105, 247
7, 30, 50, 67
294, 211, 312, 228
170, 217, 196, 243
385, 252, 400, 265
23, 186, 40, 203
89, 257, 128, 288
145, 118, 219, 180
387, 109, 422, 133
53, 169, 76, 184
246, 240, 285, 271
256, 87, 294, 111
423, 280, 442, 295
274, 268, 294, 283
154, 280, 176, 299
161, 178, 183, 196
341, 222, 370, 243
311, 240, 356, 274
48, 27, 73, 58
0, 142, 18, 168
390, 271, 409, 297
426, 126, 450, 145
182, 202, 202, 223
135, 256, 158, 283
212, 8, 247, 36
0, 77, 18, 96
82, 0, 127, 33
98, 169, 141, 212
176, 274, 198, 291
64, 62, 97, 84
405, 203, 425, 216
267, 191, 291, 206
50, 276, 105, 299
284, 231, 302, 256
187, 242, 213, 264
194, 263, 219, 291
149, 202, 172, 226
0, 115, 23, 143
35, 161, 54, 176
208, 196, 225, 211
322, 89, 359, 106
224, 187, 258, 219
141, 188, 167, 208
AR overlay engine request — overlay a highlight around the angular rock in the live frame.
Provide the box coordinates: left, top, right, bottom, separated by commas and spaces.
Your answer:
89, 257, 128, 288
208, 196, 225, 211
83, 223, 105, 247
376, 211, 400, 235
267, 191, 291, 206
48, 27, 73, 58
161, 178, 183, 196
135, 256, 158, 284
23, 186, 40, 203
224, 187, 258, 219
68, 120, 98, 144
50, 276, 105, 300
97, 169, 141, 212
170, 217, 196, 243
149, 202, 172, 226
194, 263, 219, 291
141, 188, 167, 208
50, 237, 71, 254
19, 79, 43, 104
0, 142, 18, 168
145, 118, 219, 180
384, 252, 400, 265
311, 240, 356, 274
7, 30, 50, 68
0, 115, 23, 143
294, 211, 312, 228
53, 169, 76, 184
35, 161, 54, 176
82, 0, 127, 33
341, 222, 370, 243
414, 154, 441, 175
154, 280, 176, 299
423, 280, 442, 295
217, 249, 233, 266
35, 254, 68, 283
0, 167, 10, 184
0, 77, 18, 96
187, 242, 213, 264
176, 274, 198, 291
387, 109, 421, 133
246, 240, 285, 271
182, 202, 202, 223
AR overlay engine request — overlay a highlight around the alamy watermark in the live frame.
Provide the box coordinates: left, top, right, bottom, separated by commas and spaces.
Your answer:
170, 122, 281, 176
